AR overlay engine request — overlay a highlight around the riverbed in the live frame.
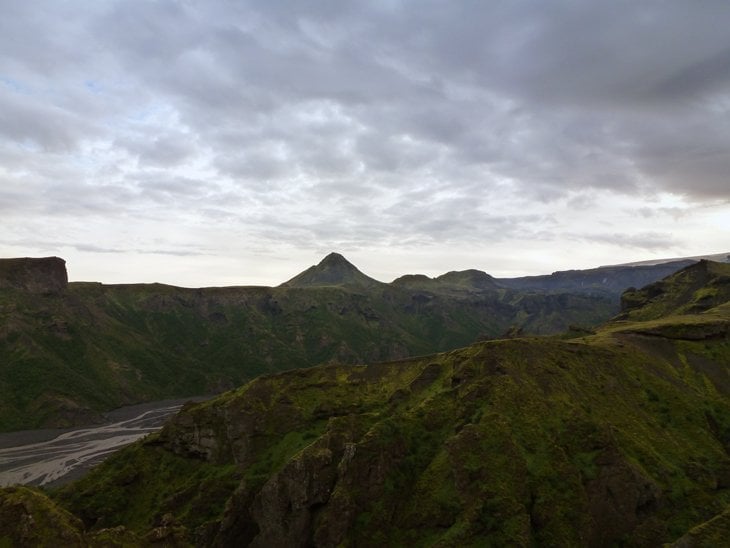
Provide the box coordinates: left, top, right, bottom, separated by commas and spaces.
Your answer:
0, 397, 207, 488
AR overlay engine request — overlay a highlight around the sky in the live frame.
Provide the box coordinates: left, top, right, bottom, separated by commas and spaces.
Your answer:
1, 1, 729, 287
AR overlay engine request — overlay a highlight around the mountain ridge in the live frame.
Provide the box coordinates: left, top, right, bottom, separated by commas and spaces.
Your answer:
0, 261, 613, 430
33, 261, 730, 546
618, 260, 730, 321
0, 253, 725, 431
3, 251, 728, 294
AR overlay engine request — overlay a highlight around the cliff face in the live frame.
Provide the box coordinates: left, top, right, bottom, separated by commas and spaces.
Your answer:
0, 257, 68, 294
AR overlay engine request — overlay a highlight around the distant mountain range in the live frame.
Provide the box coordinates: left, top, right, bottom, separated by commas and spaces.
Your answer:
612, 251, 730, 267
281, 251, 729, 297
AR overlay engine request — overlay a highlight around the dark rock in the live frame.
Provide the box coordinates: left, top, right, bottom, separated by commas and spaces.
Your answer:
0, 257, 67, 294
585, 446, 662, 546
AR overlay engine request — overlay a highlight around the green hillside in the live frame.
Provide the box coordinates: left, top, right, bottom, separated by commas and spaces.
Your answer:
25, 264, 728, 547
619, 260, 730, 321
0, 258, 615, 431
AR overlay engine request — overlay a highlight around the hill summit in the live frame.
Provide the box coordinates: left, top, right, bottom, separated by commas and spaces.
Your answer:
280, 252, 383, 288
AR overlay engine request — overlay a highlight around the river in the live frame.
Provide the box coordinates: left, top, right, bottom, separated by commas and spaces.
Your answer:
0, 397, 206, 488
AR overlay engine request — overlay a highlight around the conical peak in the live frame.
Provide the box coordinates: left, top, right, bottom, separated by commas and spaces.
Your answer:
280, 252, 382, 288
319, 252, 354, 268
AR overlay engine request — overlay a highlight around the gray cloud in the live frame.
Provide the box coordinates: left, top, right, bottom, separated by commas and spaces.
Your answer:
583, 232, 679, 251
1, 1, 729, 283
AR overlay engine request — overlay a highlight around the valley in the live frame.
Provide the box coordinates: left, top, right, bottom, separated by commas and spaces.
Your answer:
0, 252, 652, 431
4, 3, 729, 546
1, 258, 729, 546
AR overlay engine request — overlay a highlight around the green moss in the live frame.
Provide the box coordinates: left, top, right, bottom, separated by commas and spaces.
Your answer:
0, 486, 85, 546
54, 437, 238, 535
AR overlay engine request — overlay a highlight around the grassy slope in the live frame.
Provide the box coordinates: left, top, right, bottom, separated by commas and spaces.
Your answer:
0, 486, 85, 547
49, 295, 730, 546
0, 280, 614, 430
620, 260, 730, 321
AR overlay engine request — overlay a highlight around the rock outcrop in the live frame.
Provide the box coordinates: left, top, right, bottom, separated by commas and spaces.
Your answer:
0, 256, 68, 293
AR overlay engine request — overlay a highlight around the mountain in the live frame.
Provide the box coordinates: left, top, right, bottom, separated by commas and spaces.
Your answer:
280, 252, 383, 288
0, 255, 615, 430
392, 253, 730, 297
13, 261, 726, 546
0, 257, 67, 293
496, 259, 698, 295
615, 251, 730, 267
393, 269, 499, 294
619, 260, 730, 321
0, 252, 719, 431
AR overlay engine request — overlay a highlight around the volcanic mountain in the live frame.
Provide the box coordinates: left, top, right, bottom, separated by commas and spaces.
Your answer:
280, 252, 384, 288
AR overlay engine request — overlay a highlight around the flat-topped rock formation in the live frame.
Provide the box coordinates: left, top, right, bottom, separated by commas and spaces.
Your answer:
0, 257, 68, 294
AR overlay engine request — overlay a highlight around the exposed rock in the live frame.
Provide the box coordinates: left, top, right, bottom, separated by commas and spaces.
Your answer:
0, 256, 68, 293
585, 446, 662, 546
248, 437, 339, 547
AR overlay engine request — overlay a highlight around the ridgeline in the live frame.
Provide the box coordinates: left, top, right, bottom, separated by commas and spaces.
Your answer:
0, 253, 652, 430
0, 260, 727, 545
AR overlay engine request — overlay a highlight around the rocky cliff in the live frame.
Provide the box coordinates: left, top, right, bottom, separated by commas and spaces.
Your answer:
0, 257, 67, 293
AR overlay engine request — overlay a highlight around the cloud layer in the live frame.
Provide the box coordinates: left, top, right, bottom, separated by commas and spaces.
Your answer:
1, 1, 728, 285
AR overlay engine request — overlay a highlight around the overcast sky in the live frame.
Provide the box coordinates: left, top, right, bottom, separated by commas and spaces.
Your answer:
1, 1, 729, 286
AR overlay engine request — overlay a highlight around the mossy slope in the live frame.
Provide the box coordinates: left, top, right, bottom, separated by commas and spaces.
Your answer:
0, 486, 85, 547
619, 260, 730, 321
48, 292, 730, 546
